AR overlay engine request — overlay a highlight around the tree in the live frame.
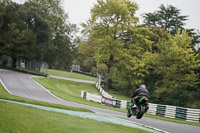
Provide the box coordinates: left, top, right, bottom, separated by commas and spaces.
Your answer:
143, 4, 188, 35
21, 1, 51, 61
73, 40, 96, 72
0, 1, 5, 29
151, 30, 199, 105
24, 0, 78, 69
0, 0, 37, 67
88, 0, 139, 89
110, 26, 153, 93
142, 4, 200, 49
186, 29, 200, 49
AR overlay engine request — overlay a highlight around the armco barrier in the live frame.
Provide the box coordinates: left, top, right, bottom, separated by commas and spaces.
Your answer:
186, 108, 200, 122
81, 91, 102, 103
104, 97, 114, 106
147, 103, 157, 115
81, 90, 200, 122
176, 107, 187, 120
156, 105, 166, 117
115, 100, 121, 108
165, 105, 176, 119
82, 78, 200, 123
120, 100, 128, 109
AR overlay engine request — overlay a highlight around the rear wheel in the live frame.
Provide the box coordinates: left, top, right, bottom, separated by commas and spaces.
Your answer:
136, 105, 145, 119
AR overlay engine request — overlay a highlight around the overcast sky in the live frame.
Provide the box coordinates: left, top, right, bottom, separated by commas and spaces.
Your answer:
13, 0, 200, 31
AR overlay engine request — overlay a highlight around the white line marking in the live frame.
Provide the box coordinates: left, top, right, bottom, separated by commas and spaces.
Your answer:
0, 78, 13, 94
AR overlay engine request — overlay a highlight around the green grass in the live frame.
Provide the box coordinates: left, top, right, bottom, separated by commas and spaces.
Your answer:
48, 69, 97, 81
106, 89, 130, 101
0, 72, 150, 133
0, 102, 150, 133
33, 77, 127, 113
0, 81, 92, 113
48, 69, 128, 100
33, 77, 200, 127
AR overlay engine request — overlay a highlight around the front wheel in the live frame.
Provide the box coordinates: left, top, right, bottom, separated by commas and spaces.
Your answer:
127, 108, 132, 118
136, 105, 145, 119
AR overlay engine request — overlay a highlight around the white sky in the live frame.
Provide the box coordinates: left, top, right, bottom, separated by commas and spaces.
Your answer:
13, 0, 200, 31
63, 0, 200, 31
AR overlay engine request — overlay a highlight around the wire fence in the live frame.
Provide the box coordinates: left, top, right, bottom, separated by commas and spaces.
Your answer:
17, 59, 48, 73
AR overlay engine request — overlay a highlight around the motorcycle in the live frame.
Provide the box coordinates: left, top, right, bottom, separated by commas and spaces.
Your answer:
127, 96, 149, 119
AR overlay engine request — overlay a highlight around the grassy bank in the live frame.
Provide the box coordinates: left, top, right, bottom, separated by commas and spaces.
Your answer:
0, 72, 152, 133
48, 69, 97, 81
0, 102, 149, 133
33, 77, 127, 113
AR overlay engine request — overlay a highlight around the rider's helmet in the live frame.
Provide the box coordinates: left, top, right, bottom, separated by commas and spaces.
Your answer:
140, 84, 146, 89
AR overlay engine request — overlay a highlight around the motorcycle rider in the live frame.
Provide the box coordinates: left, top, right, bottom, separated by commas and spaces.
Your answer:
127, 84, 149, 117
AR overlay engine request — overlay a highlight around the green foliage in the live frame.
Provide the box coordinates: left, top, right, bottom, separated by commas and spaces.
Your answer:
143, 4, 188, 35
73, 41, 96, 72
0, 0, 77, 69
77, 1, 200, 108
186, 29, 200, 49
110, 27, 153, 91
141, 4, 200, 107
86, 0, 140, 89
150, 30, 200, 106
142, 4, 200, 49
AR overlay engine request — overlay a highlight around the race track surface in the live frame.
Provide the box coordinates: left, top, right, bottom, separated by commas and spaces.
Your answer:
0, 69, 199, 133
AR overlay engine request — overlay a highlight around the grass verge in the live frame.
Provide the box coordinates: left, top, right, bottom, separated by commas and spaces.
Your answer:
33, 77, 128, 113
0, 102, 150, 133
48, 69, 97, 81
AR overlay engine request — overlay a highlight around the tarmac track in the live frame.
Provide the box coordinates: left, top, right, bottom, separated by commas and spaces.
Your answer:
0, 69, 200, 133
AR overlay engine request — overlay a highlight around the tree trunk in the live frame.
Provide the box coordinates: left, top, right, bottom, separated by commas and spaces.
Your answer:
2, 56, 8, 67
105, 78, 112, 90
104, 65, 112, 90
12, 58, 17, 68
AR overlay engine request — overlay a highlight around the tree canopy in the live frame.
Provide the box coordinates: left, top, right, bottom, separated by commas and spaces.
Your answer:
142, 4, 200, 49
78, 1, 200, 108
0, 0, 77, 69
